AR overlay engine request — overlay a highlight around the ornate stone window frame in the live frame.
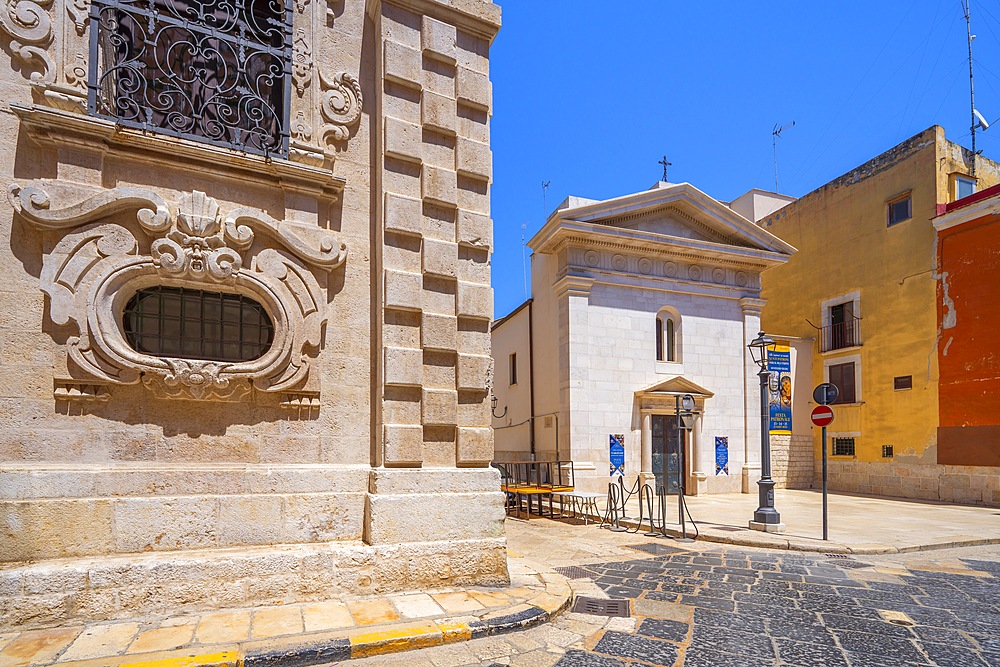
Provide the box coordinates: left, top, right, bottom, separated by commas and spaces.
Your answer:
8, 182, 347, 401
2, 0, 363, 169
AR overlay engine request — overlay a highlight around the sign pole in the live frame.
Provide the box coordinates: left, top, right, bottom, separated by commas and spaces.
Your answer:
822, 425, 828, 541
812, 383, 838, 543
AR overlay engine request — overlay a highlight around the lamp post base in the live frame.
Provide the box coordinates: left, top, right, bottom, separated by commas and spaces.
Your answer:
748, 520, 787, 533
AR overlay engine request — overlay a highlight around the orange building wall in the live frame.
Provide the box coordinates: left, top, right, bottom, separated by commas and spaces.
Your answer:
937, 212, 1000, 466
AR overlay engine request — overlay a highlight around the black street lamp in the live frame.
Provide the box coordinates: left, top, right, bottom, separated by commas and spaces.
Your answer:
747, 331, 782, 530
491, 394, 507, 419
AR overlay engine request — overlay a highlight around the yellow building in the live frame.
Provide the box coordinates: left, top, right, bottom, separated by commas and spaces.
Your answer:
761, 126, 1000, 504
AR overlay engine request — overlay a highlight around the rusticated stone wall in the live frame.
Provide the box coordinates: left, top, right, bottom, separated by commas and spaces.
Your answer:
0, 0, 505, 629
819, 460, 1000, 506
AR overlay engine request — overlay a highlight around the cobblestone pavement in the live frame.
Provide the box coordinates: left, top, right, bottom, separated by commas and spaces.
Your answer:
345, 526, 1000, 667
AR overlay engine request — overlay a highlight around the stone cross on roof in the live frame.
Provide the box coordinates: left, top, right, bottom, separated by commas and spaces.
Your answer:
658, 155, 672, 182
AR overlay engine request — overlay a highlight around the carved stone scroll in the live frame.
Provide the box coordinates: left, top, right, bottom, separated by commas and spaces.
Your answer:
1, 0, 55, 82
319, 70, 363, 144
8, 181, 347, 400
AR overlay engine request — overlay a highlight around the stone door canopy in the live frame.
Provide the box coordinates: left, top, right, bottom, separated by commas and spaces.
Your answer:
635, 376, 714, 411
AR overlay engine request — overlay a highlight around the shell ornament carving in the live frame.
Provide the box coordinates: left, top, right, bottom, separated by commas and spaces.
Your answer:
8, 181, 348, 400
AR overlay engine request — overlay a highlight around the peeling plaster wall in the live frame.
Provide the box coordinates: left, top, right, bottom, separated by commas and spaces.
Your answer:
936, 210, 1000, 467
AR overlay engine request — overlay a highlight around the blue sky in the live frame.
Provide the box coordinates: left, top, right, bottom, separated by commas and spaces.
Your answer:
488, 1, 1000, 317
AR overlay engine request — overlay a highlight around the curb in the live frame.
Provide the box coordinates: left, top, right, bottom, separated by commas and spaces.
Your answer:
243, 598, 569, 667
607, 516, 1000, 555
48, 566, 573, 667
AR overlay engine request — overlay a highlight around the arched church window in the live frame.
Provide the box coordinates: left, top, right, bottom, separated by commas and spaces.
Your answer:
656, 317, 664, 360
665, 318, 676, 362
656, 308, 681, 363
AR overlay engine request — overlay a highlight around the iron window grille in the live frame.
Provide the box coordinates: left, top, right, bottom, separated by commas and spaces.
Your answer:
832, 437, 855, 457
123, 286, 274, 362
88, 0, 293, 157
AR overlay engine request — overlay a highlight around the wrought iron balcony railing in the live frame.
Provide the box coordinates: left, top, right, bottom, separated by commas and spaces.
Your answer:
88, 0, 292, 157
820, 315, 862, 352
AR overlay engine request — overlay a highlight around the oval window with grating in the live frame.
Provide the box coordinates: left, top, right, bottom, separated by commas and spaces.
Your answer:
122, 286, 274, 362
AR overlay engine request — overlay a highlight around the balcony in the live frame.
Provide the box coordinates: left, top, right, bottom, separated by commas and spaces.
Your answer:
820, 315, 861, 352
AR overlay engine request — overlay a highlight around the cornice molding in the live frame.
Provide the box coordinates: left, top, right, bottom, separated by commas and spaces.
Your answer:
11, 103, 347, 200
547, 228, 788, 271
368, 0, 501, 42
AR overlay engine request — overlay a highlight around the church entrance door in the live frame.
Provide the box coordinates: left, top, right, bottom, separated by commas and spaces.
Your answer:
651, 414, 680, 494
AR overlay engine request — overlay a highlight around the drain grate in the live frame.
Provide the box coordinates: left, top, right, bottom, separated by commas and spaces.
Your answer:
554, 566, 595, 579
571, 597, 631, 617
824, 554, 874, 569
625, 543, 684, 555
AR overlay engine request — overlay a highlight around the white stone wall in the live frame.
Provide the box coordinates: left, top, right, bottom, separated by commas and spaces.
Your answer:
562, 281, 752, 494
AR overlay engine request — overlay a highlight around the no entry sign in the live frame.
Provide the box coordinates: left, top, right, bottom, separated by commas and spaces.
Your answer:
811, 405, 835, 427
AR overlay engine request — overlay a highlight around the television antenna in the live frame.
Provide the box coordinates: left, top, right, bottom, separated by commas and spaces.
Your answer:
772, 120, 795, 193
963, 0, 996, 177
521, 223, 528, 299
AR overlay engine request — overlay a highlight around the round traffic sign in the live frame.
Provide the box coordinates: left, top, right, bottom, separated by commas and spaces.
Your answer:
813, 383, 839, 405
811, 405, 834, 427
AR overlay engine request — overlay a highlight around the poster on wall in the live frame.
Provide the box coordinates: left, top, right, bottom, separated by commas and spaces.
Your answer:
609, 434, 625, 479
715, 437, 729, 475
768, 344, 792, 435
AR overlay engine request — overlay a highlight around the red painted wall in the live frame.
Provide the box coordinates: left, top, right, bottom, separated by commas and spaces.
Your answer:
937, 212, 1000, 466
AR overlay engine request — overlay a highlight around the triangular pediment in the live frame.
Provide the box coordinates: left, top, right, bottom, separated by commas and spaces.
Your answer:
597, 204, 751, 248
636, 376, 715, 398
556, 183, 794, 256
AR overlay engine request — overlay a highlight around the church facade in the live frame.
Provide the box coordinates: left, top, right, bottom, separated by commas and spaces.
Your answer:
492, 183, 797, 497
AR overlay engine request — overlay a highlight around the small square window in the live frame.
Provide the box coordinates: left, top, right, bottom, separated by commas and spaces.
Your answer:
893, 375, 912, 390
882, 445, 894, 458
832, 437, 855, 457
955, 176, 975, 201
887, 193, 912, 226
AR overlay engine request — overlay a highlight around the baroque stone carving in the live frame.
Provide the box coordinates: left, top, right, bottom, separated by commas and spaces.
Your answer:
66, 0, 86, 35
1, 0, 55, 82
8, 181, 347, 400
319, 70, 362, 143
292, 28, 313, 96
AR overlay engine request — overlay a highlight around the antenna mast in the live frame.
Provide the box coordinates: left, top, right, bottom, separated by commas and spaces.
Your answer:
772, 121, 795, 193
964, 0, 978, 177
521, 224, 527, 298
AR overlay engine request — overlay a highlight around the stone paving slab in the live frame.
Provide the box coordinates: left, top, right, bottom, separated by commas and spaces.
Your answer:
340, 523, 1000, 667
0, 561, 571, 667
559, 488, 1000, 554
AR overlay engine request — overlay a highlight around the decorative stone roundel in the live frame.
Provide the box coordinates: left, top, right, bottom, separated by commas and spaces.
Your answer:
584, 250, 600, 267
736, 271, 749, 287
8, 182, 347, 400
664, 262, 678, 278
712, 268, 726, 284
637, 258, 653, 275
688, 265, 702, 281
611, 254, 627, 271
